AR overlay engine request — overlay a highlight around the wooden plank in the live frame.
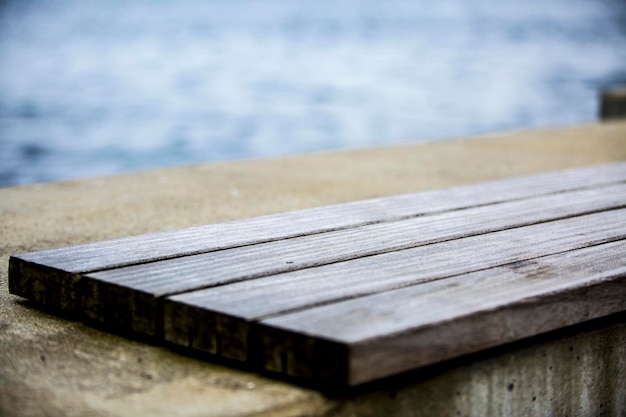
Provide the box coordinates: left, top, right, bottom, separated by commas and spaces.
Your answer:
9, 162, 626, 312
82, 184, 626, 338
257, 240, 626, 386
163, 208, 626, 362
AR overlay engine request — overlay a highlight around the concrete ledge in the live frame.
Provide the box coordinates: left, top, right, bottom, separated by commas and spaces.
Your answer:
1, 121, 626, 416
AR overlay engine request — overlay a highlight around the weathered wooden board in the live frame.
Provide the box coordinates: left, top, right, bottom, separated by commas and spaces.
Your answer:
85, 184, 626, 338
7, 162, 626, 388
258, 240, 626, 386
9, 162, 626, 312
163, 209, 626, 361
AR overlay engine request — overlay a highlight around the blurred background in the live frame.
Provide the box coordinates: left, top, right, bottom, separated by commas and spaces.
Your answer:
0, 0, 625, 187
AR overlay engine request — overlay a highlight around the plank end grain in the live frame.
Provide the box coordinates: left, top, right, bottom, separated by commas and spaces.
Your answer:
163, 297, 198, 349
258, 323, 350, 387
81, 275, 161, 338
8, 255, 82, 313
163, 297, 251, 362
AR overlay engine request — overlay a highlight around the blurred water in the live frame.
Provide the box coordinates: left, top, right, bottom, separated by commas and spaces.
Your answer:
0, 0, 625, 186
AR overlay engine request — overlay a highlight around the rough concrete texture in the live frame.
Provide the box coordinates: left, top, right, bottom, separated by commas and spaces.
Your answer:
1, 121, 625, 417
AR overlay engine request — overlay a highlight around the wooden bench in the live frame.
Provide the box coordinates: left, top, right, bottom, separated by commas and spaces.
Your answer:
9, 162, 626, 388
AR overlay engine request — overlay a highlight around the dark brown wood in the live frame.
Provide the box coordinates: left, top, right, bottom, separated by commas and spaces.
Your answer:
89, 184, 626, 338
9, 162, 626, 312
258, 240, 626, 385
163, 209, 626, 361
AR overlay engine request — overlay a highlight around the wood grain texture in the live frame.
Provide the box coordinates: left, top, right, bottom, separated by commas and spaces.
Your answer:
9, 162, 626, 312
164, 208, 626, 361
6, 162, 626, 388
258, 240, 626, 386
83, 184, 626, 338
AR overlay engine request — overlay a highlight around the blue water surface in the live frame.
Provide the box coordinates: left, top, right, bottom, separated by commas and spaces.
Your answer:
1, 0, 625, 186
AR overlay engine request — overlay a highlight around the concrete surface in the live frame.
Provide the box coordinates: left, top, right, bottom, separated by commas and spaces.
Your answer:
1, 121, 626, 417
